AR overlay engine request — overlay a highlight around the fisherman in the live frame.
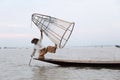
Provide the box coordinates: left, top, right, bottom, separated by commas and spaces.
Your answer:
31, 30, 57, 60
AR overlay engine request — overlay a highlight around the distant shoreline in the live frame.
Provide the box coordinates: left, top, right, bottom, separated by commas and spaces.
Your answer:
0, 47, 30, 49
0, 45, 119, 49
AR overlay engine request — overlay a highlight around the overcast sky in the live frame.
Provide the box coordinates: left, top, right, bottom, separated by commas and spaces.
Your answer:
0, 0, 120, 47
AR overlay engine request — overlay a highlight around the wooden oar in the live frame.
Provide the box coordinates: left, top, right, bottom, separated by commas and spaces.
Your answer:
29, 56, 33, 66
29, 50, 36, 66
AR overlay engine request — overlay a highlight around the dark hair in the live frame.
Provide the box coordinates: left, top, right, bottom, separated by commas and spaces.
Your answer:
31, 38, 39, 44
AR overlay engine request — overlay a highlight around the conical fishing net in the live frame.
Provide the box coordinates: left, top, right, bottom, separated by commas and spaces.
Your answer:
32, 13, 75, 48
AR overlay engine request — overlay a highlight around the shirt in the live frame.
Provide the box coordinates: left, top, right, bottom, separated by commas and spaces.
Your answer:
34, 38, 43, 50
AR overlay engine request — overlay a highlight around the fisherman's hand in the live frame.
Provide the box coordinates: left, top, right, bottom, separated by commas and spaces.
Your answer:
40, 29, 42, 32
31, 54, 34, 57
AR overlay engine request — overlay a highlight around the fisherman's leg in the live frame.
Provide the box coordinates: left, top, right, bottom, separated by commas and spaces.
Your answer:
47, 45, 57, 53
38, 48, 47, 59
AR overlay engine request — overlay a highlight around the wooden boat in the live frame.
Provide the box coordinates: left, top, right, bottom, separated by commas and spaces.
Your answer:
34, 58, 120, 68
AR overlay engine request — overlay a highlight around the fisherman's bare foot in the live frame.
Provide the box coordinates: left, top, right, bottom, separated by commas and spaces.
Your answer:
37, 58, 44, 60
37, 56, 45, 60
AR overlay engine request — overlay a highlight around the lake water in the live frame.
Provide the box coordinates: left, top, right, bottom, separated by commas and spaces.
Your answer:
0, 47, 120, 80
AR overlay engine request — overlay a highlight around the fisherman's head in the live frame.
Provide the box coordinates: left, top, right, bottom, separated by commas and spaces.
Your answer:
31, 38, 39, 45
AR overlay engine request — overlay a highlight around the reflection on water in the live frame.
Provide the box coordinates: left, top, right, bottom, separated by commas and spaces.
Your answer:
32, 66, 77, 80
31, 65, 120, 80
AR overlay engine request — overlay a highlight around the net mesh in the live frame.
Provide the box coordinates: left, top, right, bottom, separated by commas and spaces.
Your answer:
32, 13, 75, 48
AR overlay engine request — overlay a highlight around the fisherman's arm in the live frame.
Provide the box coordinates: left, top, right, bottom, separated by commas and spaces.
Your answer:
40, 29, 43, 39
31, 49, 36, 57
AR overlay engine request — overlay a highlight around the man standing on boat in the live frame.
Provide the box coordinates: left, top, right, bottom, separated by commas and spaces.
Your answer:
31, 30, 57, 60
